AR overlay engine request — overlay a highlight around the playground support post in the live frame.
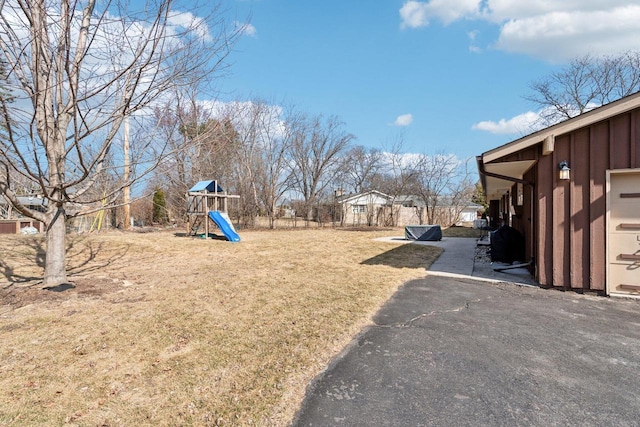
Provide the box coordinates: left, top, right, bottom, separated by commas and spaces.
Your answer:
205, 191, 209, 238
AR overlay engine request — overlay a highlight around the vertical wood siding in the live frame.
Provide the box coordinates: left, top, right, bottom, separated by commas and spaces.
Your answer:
536, 154, 553, 286
552, 135, 571, 288
571, 128, 590, 290
534, 109, 640, 291
523, 178, 534, 263
589, 123, 608, 290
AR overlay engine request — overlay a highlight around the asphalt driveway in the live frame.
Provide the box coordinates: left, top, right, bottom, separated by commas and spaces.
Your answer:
292, 274, 640, 426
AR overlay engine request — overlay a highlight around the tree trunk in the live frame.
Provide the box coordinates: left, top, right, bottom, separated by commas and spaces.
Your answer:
269, 201, 276, 229
44, 205, 67, 286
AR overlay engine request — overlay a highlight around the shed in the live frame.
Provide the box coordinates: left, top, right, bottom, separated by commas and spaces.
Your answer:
477, 91, 640, 297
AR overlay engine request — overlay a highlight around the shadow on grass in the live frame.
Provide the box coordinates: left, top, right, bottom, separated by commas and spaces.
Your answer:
341, 227, 396, 232
361, 244, 443, 270
0, 236, 47, 285
43, 283, 76, 292
0, 235, 130, 286
66, 237, 131, 277
174, 232, 230, 241
442, 226, 484, 238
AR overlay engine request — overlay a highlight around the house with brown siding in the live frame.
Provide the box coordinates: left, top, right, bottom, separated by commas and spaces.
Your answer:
477, 91, 640, 297
0, 195, 46, 234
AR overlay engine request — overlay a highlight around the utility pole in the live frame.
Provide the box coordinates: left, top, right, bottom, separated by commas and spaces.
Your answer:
123, 115, 131, 230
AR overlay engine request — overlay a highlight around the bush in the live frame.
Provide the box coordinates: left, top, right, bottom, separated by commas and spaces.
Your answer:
152, 188, 169, 224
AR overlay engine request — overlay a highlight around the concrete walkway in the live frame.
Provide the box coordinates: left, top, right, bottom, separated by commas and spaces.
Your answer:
420, 237, 477, 277
370, 237, 477, 273
373, 236, 537, 286
292, 237, 640, 426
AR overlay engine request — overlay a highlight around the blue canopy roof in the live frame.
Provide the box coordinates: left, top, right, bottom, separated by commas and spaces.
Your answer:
189, 180, 224, 193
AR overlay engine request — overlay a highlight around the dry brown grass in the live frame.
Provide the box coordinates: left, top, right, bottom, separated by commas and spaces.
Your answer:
0, 228, 441, 426
442, 226, 484, 238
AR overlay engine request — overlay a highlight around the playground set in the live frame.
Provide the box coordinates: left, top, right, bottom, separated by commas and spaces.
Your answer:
186, 180, 241, 242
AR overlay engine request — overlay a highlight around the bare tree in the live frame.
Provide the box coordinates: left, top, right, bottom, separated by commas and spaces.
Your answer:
253, 102, 298, 229
378, 138, 421, 226
415, 154, 475, 226
152, 92, 239, 221
288, 115, 353, 222
150, 101, 190, 219
527, 51, 640, 125
0, 0, 240, 285
340, 145, 382, 194
224, 101, 263, 226
440, 158, 476, 226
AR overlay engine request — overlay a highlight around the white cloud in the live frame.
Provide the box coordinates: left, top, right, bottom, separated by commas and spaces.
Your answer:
400, 1, 430, 28
393, 113, 414, 126
471, 111, 541, 135
400, 0, 480, 28
380, 151, 427, 169
400, 1, 640, 61
472, 101, 603, 135
495, 6, 640, 61
467, 30, 482, 53
235, 21, 256, 37
168, 11, 212, 42
482, 0, 635, 22
200, 99, 287, 142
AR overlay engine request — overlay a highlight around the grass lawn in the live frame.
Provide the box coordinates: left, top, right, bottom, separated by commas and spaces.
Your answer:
441, 226, 484, 239
0, 228, 443, 426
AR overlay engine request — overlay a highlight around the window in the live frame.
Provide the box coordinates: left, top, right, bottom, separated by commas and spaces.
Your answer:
352, 204, 366, 213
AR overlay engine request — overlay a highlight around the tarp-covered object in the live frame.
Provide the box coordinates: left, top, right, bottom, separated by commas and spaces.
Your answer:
405, 225, 442, 241
490, 225, 525, 263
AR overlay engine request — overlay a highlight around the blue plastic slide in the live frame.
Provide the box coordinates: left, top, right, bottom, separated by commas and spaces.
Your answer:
208, 211, 241, 242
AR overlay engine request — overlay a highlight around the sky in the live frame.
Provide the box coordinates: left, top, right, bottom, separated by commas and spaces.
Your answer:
213, 0, 640, 161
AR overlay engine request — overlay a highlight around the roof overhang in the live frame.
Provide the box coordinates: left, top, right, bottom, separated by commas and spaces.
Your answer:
478, 91, 640, 201
482, 91, 640, 164
478, 158, 536, 200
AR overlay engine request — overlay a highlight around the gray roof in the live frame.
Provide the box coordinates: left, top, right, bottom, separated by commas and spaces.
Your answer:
1, 195, 47, 207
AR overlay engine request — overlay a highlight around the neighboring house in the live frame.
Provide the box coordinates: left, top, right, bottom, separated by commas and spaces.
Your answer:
1, 194, 109, 233
392, 195, 480, 226
339, 190, 391, 226
0, 195, 46, 234
339, 191, 480, 227
477, 91, 640, 297
457, 203, 483, 223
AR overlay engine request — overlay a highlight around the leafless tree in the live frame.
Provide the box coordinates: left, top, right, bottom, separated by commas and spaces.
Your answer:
253, 102, 298, 229
221, 99, 296, 228
415, 154, 475, 226
378, 138, 421, 226
223, 101, 263, 226
288, 114, 353, 222
339, 145, 382, 194
439, 158, 476, 226
527, 51, 640, 125
0, 0, 240, 285
152, 91, 239, 221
